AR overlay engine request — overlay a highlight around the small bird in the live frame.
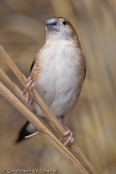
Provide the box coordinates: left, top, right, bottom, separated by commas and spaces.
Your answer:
16, 17, 86, 146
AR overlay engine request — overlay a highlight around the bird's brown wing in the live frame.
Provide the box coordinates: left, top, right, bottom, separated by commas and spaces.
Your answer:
84, 67, 86, 79
30, 57, 36, 73
77, 48, 86, 80
29, 50, 42, 83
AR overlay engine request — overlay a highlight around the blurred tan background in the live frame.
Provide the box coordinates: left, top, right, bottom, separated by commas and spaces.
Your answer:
0, 0, 116, 173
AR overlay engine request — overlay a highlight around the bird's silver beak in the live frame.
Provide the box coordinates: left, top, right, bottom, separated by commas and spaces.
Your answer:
46, 18, 60, 31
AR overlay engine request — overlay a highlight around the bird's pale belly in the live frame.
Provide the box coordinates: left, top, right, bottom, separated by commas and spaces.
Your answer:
33, 62, 80, 119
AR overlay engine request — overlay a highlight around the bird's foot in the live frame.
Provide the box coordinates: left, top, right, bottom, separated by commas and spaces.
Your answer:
63, 128, 74, 146
22, 77, 34, 103
22, 77, 34, 95
60, 122, 74, 146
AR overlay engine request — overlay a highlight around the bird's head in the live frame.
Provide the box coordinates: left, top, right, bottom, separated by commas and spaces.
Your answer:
45, 17, 80, 46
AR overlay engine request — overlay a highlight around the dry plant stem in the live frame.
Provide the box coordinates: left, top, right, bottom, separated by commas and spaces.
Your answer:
25, 132, 39, 138
0, 45, 97, 174
0, 68, 25, 103
0, 81, 89, 174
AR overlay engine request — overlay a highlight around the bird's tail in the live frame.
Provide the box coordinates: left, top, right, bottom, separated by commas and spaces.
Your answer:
16, 121, 35, 143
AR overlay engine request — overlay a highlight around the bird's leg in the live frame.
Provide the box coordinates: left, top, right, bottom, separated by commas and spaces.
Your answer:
22, 77, 34, 104
60, 122, 74, 146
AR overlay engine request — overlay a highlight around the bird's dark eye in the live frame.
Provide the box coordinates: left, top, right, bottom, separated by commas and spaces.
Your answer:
62, 20, 67, 25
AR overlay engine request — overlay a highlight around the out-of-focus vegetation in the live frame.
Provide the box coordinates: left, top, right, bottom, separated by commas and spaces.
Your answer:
0, 0, 116, 173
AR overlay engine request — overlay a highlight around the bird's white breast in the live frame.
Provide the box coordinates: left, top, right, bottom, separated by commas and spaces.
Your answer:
33, 41, 83, 119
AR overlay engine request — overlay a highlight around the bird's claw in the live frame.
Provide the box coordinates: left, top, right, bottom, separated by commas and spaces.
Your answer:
22, 77, 34, 95
63, 128, 74, 146
59, 127, 74, 146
